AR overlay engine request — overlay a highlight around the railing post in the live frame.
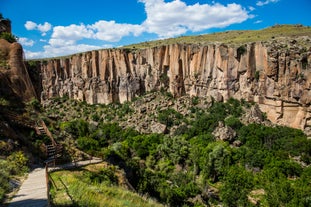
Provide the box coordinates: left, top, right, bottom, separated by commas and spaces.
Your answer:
45, 164, 51, 206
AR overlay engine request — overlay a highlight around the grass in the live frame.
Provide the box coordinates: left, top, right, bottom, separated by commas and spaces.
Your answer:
49, 163, 164, 207
123, 24, 311, 49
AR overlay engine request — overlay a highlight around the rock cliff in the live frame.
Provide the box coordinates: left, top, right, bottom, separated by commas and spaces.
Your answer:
36, 37, 311, 132
0, 39, 36, 102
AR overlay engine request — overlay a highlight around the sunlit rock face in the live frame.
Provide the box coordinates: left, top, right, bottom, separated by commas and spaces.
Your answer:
0, 39, 36, 102
36, 40, 311, 131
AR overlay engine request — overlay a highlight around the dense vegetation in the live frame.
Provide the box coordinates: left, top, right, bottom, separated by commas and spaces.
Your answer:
50, 95, 311, 207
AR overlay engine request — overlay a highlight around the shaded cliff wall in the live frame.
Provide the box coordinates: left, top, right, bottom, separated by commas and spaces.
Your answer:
37, 41, 311, 130
0, 19, 11, 34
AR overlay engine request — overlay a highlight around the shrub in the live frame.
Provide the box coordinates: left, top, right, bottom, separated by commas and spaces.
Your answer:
28, 98, 42, 111
85, 166, 118, 185
7, 151, 28, 175
76, 137, 99, 152
191, 96, 199, 105
224, 116, 243, 130
0, 160, 9, 202
117, 101, 133, 118
60, 119, 89, 137
127, 134, 163, 159
0, 32, 18, 43
157, 108, 183, 128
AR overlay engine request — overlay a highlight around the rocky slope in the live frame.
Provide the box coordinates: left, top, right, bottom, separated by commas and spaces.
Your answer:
35, 36, 311, 133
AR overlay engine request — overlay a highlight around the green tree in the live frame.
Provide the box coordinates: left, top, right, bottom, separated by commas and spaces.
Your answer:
261, 169, 294, 206
220, 165, 254, 207
288, 166, 311, 206
202, 142, 232, 182
158, 136, 190, 165
127, 133, 163, 159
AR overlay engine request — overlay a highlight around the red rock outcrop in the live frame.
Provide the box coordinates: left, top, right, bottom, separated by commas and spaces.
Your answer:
37, 38, 311, 132
0, 39, 36, 102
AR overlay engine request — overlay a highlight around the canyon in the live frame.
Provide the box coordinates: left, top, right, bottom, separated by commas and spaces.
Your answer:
0, 22, 311, 135
33, 37, 311, 134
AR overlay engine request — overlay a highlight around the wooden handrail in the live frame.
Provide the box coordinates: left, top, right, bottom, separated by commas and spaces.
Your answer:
39, 120, 57, 146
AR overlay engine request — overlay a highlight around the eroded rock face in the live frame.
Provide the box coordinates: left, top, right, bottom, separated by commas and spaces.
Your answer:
36, 39, 311, 131
0, 39, 36, 102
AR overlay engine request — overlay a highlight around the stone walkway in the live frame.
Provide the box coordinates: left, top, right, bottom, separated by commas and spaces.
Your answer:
8, 158, 102, 207
8, 167, 47, 207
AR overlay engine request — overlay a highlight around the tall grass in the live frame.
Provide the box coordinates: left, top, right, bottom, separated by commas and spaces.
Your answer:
49, 164, 164, 207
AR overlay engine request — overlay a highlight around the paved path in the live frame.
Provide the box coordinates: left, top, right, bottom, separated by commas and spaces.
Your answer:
8, 167, 48, 207
8, 158, 102, 207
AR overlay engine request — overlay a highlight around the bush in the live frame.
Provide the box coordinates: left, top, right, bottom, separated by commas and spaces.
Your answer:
224, 116, 243, 130
60, 119, 90, 137
157, 108, 183, 128
0, 32, 18, 43
0, 160, 9, 202
85, 166, 118, 185
76, 137, 99, 152
127, 133, 163, 159
7, 151, 28, 175
28, 98, 42, 111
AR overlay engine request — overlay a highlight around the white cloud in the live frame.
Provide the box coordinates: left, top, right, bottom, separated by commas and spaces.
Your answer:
37, 22, 52, 33
254, 20, 263, 24
48, 0, 251, 44
249, 6, 255, 11
24, 44, 103, 59
49, 21, 143, 45
18, 37, 35, 47
139, 0, 250, 38
90, 20, 144, 42
25, 21, 37, 30
51, 24, 93, 41
24, 0, 252, 58
24, 21, 52, 36
256, 0, 280, 6
48, 24, 94, 48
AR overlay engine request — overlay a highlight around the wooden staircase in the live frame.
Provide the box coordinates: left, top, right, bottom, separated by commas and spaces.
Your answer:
1, 109, 62, 166
2, 110, 37, 129
35, 120, 62, 166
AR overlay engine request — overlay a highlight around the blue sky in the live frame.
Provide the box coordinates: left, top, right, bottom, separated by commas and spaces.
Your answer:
1, 0, 310, 59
